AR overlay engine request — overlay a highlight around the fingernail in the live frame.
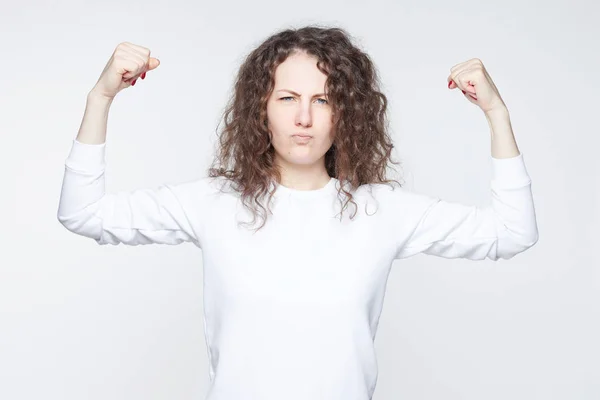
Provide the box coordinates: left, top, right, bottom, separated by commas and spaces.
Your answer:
141, 72, 146, 80
462, 90, 466, 94
131, 79, 137, 86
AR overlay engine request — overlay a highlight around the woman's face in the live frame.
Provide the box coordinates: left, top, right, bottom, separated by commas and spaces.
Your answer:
266, 51, 334, 169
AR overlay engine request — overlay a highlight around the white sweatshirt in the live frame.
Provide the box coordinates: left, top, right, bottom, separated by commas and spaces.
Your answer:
57, 139, 538, 400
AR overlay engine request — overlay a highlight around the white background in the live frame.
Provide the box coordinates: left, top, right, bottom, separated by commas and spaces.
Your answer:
1, 0, 598, 399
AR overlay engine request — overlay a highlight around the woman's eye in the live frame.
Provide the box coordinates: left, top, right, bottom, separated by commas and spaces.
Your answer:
279, 96, 328, 104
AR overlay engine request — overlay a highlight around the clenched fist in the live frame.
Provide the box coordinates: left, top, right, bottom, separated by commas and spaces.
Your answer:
90, 42, 160, 99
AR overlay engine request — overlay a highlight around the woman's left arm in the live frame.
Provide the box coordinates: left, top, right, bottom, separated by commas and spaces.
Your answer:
391, 60, 538, 261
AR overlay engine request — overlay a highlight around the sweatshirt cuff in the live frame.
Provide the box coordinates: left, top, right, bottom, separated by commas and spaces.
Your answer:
490, 152, 531, 188
64, 139, 107, 172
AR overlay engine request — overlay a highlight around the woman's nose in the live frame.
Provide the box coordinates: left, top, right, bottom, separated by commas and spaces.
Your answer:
295, 104, 312, 127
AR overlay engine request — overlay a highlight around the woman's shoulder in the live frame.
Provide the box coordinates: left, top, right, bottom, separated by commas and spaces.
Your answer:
348, 178, 435, 210
351, 178, 406, 198
166, 175, 239, 202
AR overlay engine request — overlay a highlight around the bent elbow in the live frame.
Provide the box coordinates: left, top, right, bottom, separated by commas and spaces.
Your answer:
497, 233, 539, 260
56, 210, 102, 241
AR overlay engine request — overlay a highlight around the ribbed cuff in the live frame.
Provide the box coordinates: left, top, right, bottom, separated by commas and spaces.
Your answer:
491, 152, 531, 188
64, 139, 107, 172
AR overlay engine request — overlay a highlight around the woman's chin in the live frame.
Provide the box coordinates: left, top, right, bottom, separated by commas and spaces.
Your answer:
280, 154, 320, 166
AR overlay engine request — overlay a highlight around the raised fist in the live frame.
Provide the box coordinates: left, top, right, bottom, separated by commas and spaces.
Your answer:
90, 42, 160, 99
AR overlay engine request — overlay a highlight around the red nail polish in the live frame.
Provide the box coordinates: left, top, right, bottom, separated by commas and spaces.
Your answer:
141, 72, 146, 80
461, 90, 466, 94
448, 80, 452, 88
131, 79, 136, 86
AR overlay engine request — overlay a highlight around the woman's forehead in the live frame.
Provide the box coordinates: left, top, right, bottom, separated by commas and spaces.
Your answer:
274, 53, 328, 91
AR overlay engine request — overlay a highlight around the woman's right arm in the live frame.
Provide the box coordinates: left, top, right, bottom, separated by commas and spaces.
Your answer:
57, 43, 202, 247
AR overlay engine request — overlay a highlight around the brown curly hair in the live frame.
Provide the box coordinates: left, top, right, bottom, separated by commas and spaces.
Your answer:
207, 25, 404, 232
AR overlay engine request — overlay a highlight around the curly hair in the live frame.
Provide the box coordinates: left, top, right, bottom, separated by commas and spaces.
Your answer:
207, 25, 404, 232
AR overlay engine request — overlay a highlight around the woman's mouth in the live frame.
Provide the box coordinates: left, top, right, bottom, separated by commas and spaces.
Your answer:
292, 135, 312, 143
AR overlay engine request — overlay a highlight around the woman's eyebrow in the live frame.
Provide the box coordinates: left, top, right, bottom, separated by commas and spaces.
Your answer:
276, 89, 327, 97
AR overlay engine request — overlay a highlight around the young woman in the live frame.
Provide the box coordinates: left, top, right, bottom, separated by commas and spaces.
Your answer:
58, 26, 538, 400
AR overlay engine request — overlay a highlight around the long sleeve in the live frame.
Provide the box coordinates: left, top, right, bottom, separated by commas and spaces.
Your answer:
393, 153, 539, 261
57, 139, 201, 246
